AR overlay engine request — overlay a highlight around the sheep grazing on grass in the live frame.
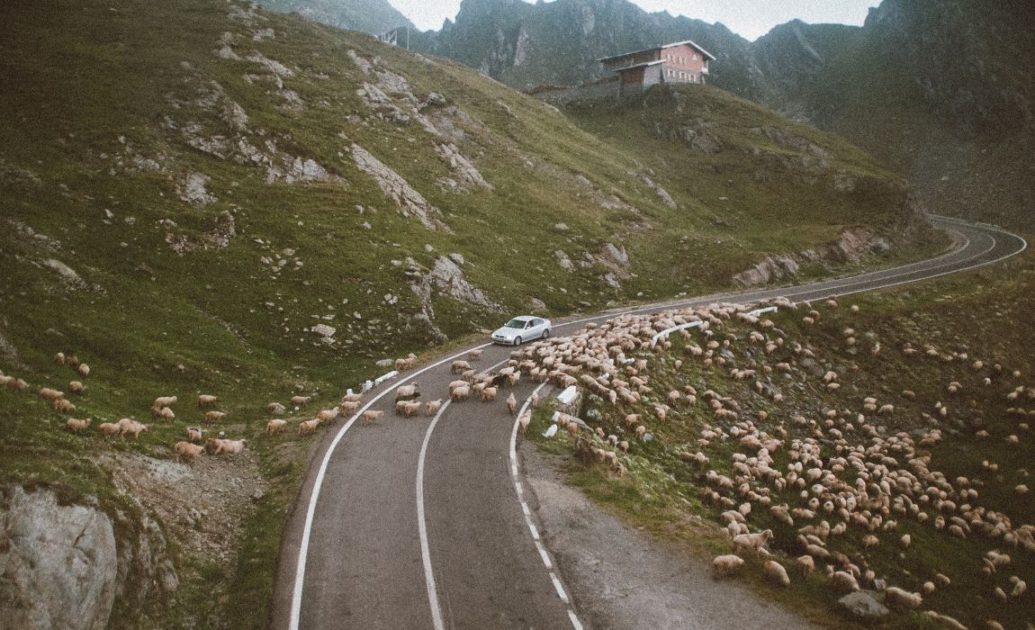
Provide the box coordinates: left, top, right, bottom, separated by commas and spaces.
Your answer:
66, 417, 91, 433
118, 419, 148, 440
290, 395, 312, 407
7, 377, 29, 391
68, 381, 85, 395
53, 398, 76, 414
298, 419, 320, 435
197, 394, 218, 407
39, 387, 64, 401
77, 363, 91, 378
395, 384, 420, 401
266, 419, 287, 434
98, 422, 120, 436
506, 393, 517, 415
54, 352, 66, 365
186, 427, 204, 442
732, 529, 773, 556
763, 560, 790, 587
152, 406, 175, 421
208, 438, 245, 455
361, 410, 384, 424
204, 410, 227, 423
711, 554, 744, 578
796, 555, 815, 577
153, 395, 178, 408
175, 441, 205, 462
268, 402, 287, 415
831, 571, 860, 593
884, 586, 922, 610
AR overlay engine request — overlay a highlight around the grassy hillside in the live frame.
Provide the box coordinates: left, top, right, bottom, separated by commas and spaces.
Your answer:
0, 0, 942, 625
528, 248, 1035, 628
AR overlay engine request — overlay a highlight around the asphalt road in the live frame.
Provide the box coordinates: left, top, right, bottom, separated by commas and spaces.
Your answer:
270, 216, 1026, 630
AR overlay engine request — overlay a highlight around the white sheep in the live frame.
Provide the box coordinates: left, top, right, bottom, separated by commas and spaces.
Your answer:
711, 554, 744, 578
68, 381, 85, 395
425, 399, 443, 416
186, 427, 204, 442
884, 586, 922, 610
197, 394, 219, 407
77, 363, 91, 378
266, 419, 287, 434
763, 560, 790, 587
361, 409, 385, 424
153, 395, 178, 408
175, 441, 205, 462
98, 422, 120, 436
65, 417, 91, 433
299, 418, 320, 435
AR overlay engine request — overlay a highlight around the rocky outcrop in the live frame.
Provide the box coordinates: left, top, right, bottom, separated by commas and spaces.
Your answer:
351, 144, 451, 232
734, 227, 891, 287
435, 143, 491, 191
0, 486, 118, 630
161, 210, 237, 255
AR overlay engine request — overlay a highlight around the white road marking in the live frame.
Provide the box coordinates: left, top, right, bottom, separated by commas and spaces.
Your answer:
417, 400, 451, 630
289, 343, 490, 630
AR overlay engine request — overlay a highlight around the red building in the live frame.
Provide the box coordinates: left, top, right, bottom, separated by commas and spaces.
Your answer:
598, 40, 715, 96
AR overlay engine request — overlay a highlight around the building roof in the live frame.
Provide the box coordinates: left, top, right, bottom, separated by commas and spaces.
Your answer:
609, 60, 664, 73
598, 39, 716, 63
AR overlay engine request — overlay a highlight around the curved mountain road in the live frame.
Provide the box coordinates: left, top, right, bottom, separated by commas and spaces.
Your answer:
271, 215, 1026, 629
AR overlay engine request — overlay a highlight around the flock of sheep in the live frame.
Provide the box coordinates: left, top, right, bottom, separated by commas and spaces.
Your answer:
497, 297, 1032, 628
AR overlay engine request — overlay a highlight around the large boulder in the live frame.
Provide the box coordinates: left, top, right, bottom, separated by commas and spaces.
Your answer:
0, 485, 118, 630
837, 590, 890, 620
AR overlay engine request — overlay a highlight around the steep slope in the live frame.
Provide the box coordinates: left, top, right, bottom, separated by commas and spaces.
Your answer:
257, 0, 414, 35
0, 0, 934, 626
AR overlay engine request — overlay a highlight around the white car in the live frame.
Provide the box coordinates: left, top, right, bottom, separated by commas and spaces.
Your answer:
491, 316, 551, 346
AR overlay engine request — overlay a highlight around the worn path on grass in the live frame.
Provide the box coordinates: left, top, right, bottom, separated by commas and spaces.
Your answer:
271, 216, 1026, 629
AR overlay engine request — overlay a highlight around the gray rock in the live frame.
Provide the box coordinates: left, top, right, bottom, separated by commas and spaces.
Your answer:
351, 143, 450, 232
838, 591, 889, 619
0, 486, 118, 630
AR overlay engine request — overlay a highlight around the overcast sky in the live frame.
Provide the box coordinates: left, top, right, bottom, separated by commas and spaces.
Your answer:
393, 0, 880, 40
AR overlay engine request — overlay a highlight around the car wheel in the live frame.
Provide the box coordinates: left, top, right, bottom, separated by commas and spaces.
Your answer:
542, 328, 550, 339
514, 336, 523, 346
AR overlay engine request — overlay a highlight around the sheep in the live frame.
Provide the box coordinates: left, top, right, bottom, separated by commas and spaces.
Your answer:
268, 402, 287, 415
424, 399, 443, 416
467, 349, 483, 361
66, 417, 91, 433
289, 396, 311, 408
361, 409, 385, 424
884, 586, 922, 610
732, 529, 773, 555
831, 571, 860, 593
119, 419, 148, 439
266, 419, 287, 434
796, 555, 815, 577
450, 385, 471, 402
395, 384, 420, 401
506, 393, 517, 415
763, 560, 791, 587
154, 406, 175, 421
53, 398, 77, 413
397, 401, 422, 417
68, 381, 85, 395
481, 386, 498, 402
210, 438, 245, 455
204, 410, 227, 423
1009, 576, 1026, 598
711, 554, 745, 578
395, 353, 418, 371
98, 422, 120, 436
186, 427, 204, 442
316, 408, 340, 423
197, 394, 219, 407
7, 377, 29, 391
175, 441, 205, 462
54, 352, 66, 365
77, 363, 90, 378
153, 395, 178, 408
518, 409, 531, 434
340, 400, 361, 415
299, 419, 321, 435
451, 360, 471, 374
39, 387, 64, 401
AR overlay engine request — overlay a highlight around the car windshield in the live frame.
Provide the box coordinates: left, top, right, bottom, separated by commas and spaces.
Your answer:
504, 319, 527, 329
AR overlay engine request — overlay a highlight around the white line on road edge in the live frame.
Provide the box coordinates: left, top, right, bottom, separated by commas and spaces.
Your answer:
417, 400, 451, 630
288, 343, 490, 630
509, 382, 584, 629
